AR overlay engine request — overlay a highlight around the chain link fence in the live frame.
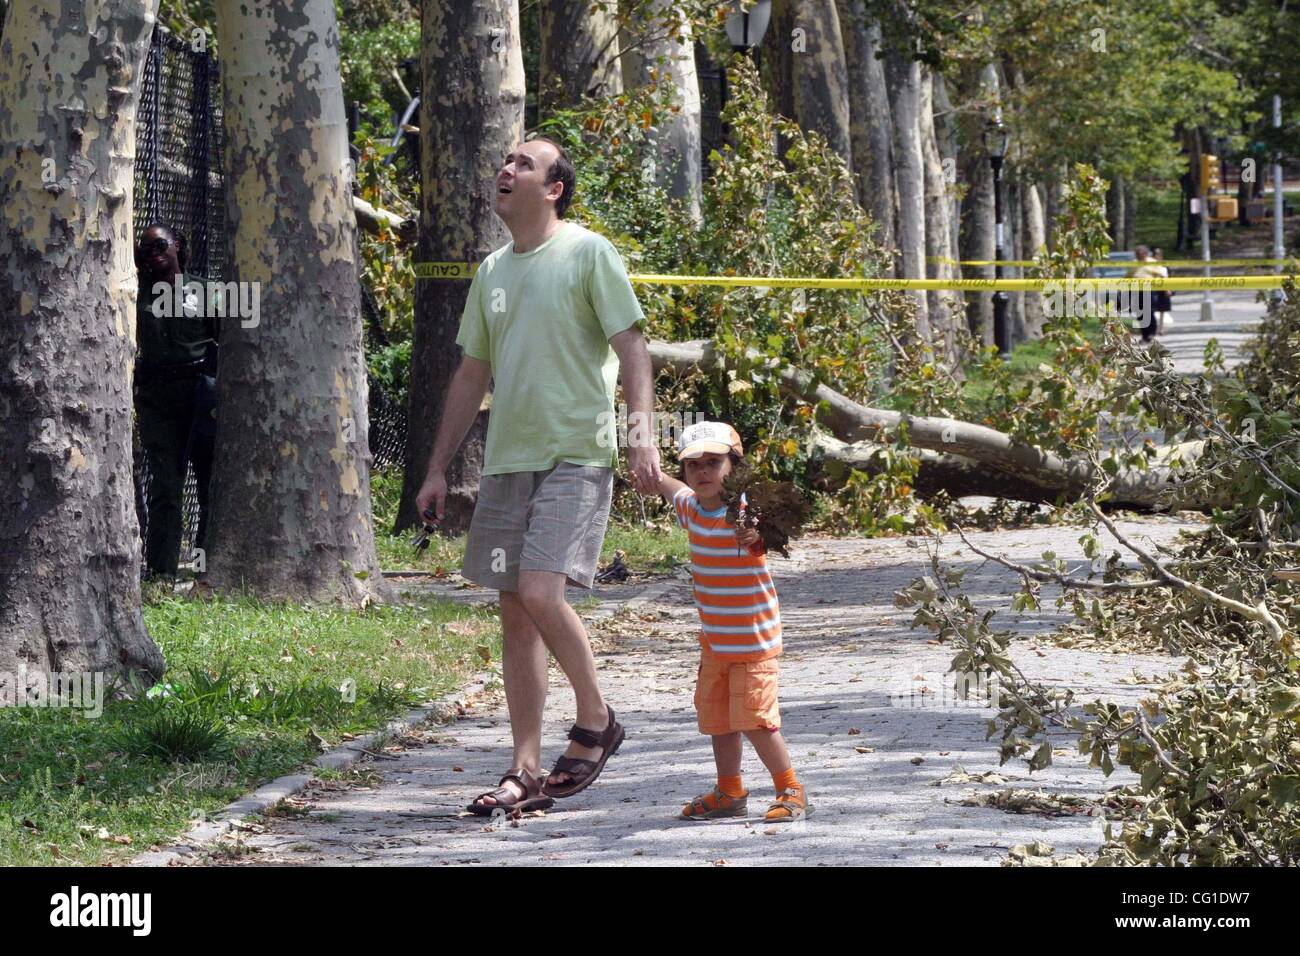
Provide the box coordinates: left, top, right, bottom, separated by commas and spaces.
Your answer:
132, 28, 224, 571
132, 27, 409, 574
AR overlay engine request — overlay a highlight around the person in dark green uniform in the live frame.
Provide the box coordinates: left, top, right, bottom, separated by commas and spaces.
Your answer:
134, 224, 219, 578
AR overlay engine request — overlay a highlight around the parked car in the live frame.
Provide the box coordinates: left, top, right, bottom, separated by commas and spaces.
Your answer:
1091, 250, 1137, 314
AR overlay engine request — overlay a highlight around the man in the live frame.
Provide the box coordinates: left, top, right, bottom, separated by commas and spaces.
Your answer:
416, 136, 662, 813
134, 224, 219, 578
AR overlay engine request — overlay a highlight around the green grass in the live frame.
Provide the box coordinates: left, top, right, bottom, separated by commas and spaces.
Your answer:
959, 315, 1106, 410
1133, 188, 1181, 253
1133, 187, 1300, 257
0, 470, 689, 865
599, 518, 691, 572
0, 593, 500, 866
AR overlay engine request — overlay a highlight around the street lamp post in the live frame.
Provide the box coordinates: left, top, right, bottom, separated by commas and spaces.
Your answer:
725, 0, 772, 54
984, 116, 1011, 355
1274, 91, 1286, 304
720, 2, 771, 147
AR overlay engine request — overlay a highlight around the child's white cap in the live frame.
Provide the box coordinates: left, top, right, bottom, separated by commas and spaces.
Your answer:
677, 421, 743, 460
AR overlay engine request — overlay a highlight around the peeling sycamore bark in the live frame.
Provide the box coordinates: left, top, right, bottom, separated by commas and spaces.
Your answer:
1022, 176, 1047, 336
761, 0, 797, 158
957, 62, 999, 346
539, 0, 621, 116
396, 0, 524, 535
920, 68, 957, 365
0, 0, 165, 680
635, 0, 702, 223
885, 44, 928, 341
206, 0, 387, 604
789, 0, 852, 166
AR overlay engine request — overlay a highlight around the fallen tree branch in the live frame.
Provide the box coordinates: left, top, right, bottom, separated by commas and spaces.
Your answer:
353, 195, 416, 245
647, 338, 1223, 510
949, 522, 1162, 592
1087, 500, 1287, 646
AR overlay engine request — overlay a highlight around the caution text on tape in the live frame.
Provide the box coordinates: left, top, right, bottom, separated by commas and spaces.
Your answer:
413, 261, 479, 279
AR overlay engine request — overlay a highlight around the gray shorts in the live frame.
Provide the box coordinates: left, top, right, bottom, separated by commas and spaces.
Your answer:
461, 463, 613, 592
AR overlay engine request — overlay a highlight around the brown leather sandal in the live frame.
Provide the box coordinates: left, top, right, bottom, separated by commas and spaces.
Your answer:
765, 785, 814, 822
541, 706, 625, 799
465, 767, 555, 816
680, 787, 749, 820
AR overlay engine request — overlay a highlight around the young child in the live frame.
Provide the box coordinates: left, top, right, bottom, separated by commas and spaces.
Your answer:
650, 420, 811, 822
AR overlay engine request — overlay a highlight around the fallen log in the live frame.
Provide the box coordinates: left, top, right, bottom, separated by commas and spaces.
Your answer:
353, 195, 416, 245
806, 431, 1221, 510
647, 338, 1225, 511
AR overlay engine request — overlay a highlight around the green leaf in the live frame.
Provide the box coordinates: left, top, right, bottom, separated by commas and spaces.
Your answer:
1269, 687, 1300, 715
1268, 775, 1300, 807
1028, 740, 1053, 772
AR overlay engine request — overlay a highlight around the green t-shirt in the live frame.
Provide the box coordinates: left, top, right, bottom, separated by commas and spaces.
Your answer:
455, 222, 646, 475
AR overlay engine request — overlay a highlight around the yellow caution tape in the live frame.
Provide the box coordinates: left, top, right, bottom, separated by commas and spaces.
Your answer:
413, 261, 479, 279
628, 273, 1293, 292
928, 256, 1297, 268
412, 263, 1293, 291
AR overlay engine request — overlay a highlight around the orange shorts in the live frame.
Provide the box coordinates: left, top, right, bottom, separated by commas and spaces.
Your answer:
694, 654, 781, 735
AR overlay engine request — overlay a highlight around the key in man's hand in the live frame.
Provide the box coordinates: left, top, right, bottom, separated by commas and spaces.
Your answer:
412, 507, 439, 551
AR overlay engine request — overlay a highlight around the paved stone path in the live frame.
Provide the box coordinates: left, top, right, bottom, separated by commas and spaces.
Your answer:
1152, 287, 1264, 375
191, 515, 1200, 867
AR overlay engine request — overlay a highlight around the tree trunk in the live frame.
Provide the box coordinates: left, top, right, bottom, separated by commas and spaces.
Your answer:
646, 339, 1223, 511
1044, 172, 1059, 254
932, 74, 961, 279
805, 432, 1215, 511
920, 68, 957, 364
397, 0, 525, 536
957, 63, 997, 346
958, 141, 993, 345
837, 4, 895, 262
207, 0, 388, 604
1106, 173, 1126, 249
1123, 180, 1136, 250
635, 0, 702, 223
885, 46, 928, 340
1022, 179, 1047, 336
761, 0, 797, 159
617, 20, 640, 93
789, 0, 852, 166
1007, 173, 1027, 343
0, 0, 164, 681
539, 0, 621, 116
836, 0, 871, 210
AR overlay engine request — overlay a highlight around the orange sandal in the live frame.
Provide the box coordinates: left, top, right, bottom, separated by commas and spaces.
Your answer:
765, 785, 813, 822
680, 786, 748, 820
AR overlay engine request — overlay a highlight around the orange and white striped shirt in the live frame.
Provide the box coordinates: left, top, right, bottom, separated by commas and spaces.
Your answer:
672, 487, 782, 662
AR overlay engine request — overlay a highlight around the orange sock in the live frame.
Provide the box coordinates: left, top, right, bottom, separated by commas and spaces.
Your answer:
717, 774, 746, 798
772, 767, 799, 793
